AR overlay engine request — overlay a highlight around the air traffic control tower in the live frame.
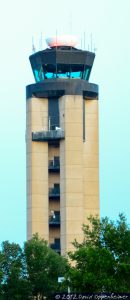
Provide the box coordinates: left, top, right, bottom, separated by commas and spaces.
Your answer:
26, 36, 99, 255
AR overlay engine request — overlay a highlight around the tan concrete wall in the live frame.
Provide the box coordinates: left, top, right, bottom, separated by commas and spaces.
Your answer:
83, 99, 99, 223
60, 95, 84, 255
26, 95, 99, 255
26, 97, 49, 241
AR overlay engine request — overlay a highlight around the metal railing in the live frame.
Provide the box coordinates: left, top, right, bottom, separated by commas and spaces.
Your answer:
32, 129, 64, 141
49, 212, 60, 225
49, 186, 60, 198
48, 158, 60, 171
50, 242, 61, 252
32, 115, 65, 141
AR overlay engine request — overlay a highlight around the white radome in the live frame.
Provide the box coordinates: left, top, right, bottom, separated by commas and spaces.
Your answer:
46, 35, 78, 48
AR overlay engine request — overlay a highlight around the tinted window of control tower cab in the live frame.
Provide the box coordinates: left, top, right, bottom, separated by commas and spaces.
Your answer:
33, 64, 91, 82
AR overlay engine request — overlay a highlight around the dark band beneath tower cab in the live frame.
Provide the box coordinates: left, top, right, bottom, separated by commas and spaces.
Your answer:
26, 79, 98, 99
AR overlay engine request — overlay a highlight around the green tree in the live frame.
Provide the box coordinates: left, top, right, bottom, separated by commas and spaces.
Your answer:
67, 214, 130, 292
0, 241, 31, 300
24, 234, 68, 299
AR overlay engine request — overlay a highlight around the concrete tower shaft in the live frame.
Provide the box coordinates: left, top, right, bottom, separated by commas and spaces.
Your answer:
26, 40, 99, 254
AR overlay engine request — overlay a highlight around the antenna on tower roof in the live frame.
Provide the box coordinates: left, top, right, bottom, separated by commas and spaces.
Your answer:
39, 32, 43, 50
94, 44, 97, 53
69, 12, 73, 50
84, 31, 86, 50
56, 29, 58, 49
32, 37, 36, 53
81, 36, 83, 49
90, 33, 93, 52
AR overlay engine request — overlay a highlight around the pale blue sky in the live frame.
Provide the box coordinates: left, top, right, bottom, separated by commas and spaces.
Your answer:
0, 0, 130, 245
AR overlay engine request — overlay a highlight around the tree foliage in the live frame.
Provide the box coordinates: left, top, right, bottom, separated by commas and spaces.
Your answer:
67, 214, 130, 292
0, 214, 130, 297
24, 234, 68, 299
0, 235, 68, 299
0, 241, 30, 299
